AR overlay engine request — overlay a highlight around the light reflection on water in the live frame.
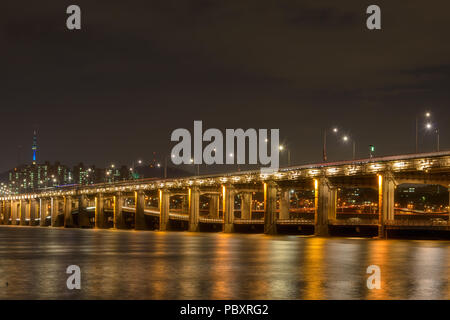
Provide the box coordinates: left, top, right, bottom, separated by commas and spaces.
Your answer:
0, 226, 448, 300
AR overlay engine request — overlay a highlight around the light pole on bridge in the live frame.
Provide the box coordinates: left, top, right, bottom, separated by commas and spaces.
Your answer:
323, 127, 339, 162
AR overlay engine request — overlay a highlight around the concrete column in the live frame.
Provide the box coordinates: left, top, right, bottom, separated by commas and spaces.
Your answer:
30, 199, 38, 226
279, 188, 290, 220
51, 197, 60, 227
209, 194, 220, 218
188, 187, 200, 232
114, 193, 126, 229
78, 195, 90, 228
95, 194, 106, 229
40, 199, 48, 226
0, 201, 4, 224
135, 190, 146, 230
159, 189, 170, 231
4, 201, 11, 225
223, 185, 235, 233
19, 199, 27, 225
11, 200, 18, 225
240, 192, 252, 219
378, 173, 395, 237
264, 181, 277, 234
315, 178, 337, 236
64, 196, 74, 228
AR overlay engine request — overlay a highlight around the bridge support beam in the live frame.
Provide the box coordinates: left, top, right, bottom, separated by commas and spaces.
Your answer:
209, 194, 220, 218
315, 178, 337, 237
78, 195, 90, 228
188, 187, 200, 232
135, 190, 146, 230
19, 199, 27, 226
223, 185, 235, 233
279, 188, 290, 220
264, 181, 278, 234
4, 201, 11, 225
114, 193, 126, 229
14, 201, 20, 225
0, 201, 4, 225
378, 173, 395, 238
95, 194, 106, 229
40, 199, 48, 226
241, 192, 252, 219
0, 201, 4, 224
30, 199, 38, 226
5, 201, 9, 224
159, 189, 170, 231
51, 197, 60, 227
64, 196, 74, 228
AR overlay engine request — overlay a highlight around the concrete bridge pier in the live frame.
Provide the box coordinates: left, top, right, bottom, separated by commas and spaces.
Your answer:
279, 188, 290, 220
19, 199, 27, 226
159, 189, 170, 231
11, 201, 18, 225
51, 197, 60, 227
30, 199, 39, 226
209, 194, 220, 218
5, 201, 11, 225
64, 196, 74, 228
0, 201, 4, 224
223, 185, 235, 233
315, 178, 337, 237
78, 195, 90, 228
40, 199, 48, 226
378, 173, 396, 238
135, 190, 146, 230
95, 194, 106, 229
264, 182, 278, 235
241, 192, 252, 219
188, 187, 200, 232
114, 193, 126, 229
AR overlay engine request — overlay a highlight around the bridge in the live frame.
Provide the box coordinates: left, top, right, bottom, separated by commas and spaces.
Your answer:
1, 151, 450, 238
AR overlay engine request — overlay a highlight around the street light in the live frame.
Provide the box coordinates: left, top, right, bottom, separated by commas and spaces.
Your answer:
425, 122, 440, 152
323, 127, 339, 162
190, 158, 199, 175
342, 136, 356, 160
279, 145, 291, 166
416, 111, 432, 153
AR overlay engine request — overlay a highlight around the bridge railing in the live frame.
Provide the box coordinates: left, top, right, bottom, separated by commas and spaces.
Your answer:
385, 219, 449, 227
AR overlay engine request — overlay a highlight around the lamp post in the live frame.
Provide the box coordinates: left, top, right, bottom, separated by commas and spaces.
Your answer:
416, 112, 431, 153
190, 158, 200, 175
437, 128, 440, 152
426, 122, 440, 152
342, 136, 356, 160
279, 145, 291, 166
323, 127, 339, 162
228, 153, 240, 172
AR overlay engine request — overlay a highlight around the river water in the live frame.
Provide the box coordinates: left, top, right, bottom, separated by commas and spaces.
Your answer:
0, 226, 448, 300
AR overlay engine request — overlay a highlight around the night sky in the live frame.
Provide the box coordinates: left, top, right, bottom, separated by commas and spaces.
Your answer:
1, 1, 449, 174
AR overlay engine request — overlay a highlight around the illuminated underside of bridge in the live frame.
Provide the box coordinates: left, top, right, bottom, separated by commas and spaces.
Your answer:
1, 151, 450, 237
